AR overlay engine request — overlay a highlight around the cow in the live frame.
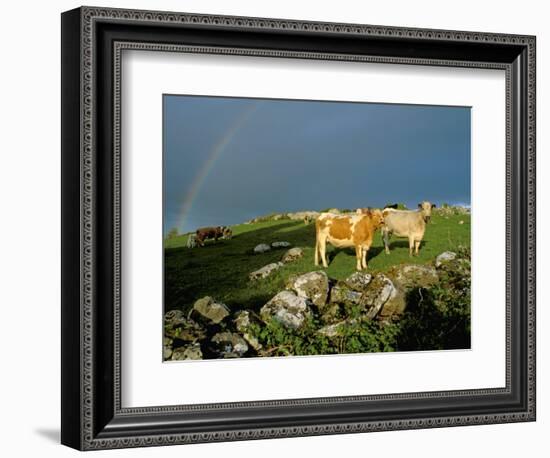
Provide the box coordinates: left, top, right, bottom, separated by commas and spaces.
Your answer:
315, 209, 385, 271
195, 226, 232, 247
381, 201, 436, 256
186, 233, 197, 248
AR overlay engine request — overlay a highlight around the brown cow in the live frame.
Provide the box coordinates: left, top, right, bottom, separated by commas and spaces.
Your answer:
315, 209, 385, 271
195, 226, 232, 247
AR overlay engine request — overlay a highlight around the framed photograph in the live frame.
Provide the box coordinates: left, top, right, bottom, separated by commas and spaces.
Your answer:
61, 6, 536, 450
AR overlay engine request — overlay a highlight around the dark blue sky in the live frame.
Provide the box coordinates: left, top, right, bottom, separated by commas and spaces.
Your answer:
164, 95, 470, 234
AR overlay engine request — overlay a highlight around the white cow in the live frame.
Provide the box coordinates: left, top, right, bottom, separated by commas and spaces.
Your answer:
381, 201, 435, 256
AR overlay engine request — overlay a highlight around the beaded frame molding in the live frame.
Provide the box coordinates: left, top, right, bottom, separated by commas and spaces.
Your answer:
61, 6, 536, 451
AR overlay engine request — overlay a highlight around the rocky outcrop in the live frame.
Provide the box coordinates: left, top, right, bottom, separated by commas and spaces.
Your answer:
249, 262, 283, 280
260, 291, 312, 330
163, 248, 469, 359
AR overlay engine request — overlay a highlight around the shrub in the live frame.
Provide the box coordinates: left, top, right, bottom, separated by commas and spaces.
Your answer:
166, 227, 180, 239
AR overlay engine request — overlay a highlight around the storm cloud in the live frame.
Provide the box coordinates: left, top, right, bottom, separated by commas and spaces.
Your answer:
164, 95, 470, 234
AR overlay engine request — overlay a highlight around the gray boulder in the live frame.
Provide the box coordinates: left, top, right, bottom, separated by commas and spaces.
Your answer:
249, 262, 283, 280
282, 247, 304, 263
164, 309, 187, 327
344, 272, 373, 291
210, 332, 249, 358
260, 291, 312, 330
254, 243, 271, 254
163, 346, 173, 360
164, 317, 207, 342
435, 251, 457, 268
329, 283, 362, 305
234, 311, 262, 351
319, 302, 342, 324
361, 274, 398, 319
271, 241, 291, 248
171, 343, 203, 360
390, 264, 439, 290
317, 319, 357, 337
192, 296, 230, 324
291, 271, 329, 308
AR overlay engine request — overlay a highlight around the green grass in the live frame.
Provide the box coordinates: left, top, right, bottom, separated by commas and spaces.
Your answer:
164, 214, 470, 315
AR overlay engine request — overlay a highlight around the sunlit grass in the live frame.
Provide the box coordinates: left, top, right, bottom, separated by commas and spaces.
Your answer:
164, 214, 470, 314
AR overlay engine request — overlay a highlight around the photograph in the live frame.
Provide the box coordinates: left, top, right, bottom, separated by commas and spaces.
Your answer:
163, 95, 472, 361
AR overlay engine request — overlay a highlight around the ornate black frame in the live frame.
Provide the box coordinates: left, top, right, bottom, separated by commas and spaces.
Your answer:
61, 6, 536, 451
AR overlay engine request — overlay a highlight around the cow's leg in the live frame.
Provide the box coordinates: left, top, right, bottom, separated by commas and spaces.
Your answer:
408, 236, 414, 256
314, 237, 320, 266
382, 228, 391, 254
355, 245, 363, 271
361, 246, 368, 269
319, 237, 329, 268
414, 240, 421, 256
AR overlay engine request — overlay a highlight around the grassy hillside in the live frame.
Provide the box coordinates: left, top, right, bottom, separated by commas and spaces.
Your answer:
164, 213, 470, 315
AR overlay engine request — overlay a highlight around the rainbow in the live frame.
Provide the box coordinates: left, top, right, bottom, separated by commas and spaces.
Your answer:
176, 103, 260, 231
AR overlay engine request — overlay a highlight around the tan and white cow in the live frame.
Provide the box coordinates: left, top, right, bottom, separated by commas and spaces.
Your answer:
381, 201, 435, 256
315, 209, 385, 271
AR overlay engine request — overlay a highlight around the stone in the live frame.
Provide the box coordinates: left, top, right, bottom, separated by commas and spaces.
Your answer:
271, 241, 291, 248
233, 311, 263, 351
165, 317, 207, 342
286, 211, 320, 221
281, 247, 304, 263
249, 262, 283, 280
260, 291, 312, 330
435, 251, 457, 268
254, 243, 271, 254
192, 296, 230, 324
171, 343, 203, 360
164, 309, 187, 327
210, 332, 249, 358
320, 302, 342, 324
329, 284, 362, 305
317, 319, 357, 337
291, 271, 329, 308
390, 264, 439, 290
344, 272, 373, 291
378, 290, 407, 319
361, 274, 398, 319
163, 346, 173, 360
